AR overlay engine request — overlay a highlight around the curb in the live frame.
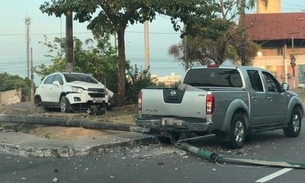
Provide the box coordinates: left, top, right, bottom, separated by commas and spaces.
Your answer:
0, 135, 159, 158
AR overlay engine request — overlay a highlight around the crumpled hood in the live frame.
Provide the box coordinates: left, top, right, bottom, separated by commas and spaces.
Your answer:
68, 81, 105, 89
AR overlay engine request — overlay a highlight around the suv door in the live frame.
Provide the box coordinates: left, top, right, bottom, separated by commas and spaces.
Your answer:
262, 71, 287, 124
48, 74, 64, 103
40, 74, 56, 102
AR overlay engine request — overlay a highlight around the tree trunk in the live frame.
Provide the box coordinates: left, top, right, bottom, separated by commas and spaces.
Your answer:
116, 28, 126, 106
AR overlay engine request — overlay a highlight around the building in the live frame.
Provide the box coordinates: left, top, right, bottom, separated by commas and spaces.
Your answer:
245, 0, 305, 88
257, 0, 281, 14
152, 73, 182, 87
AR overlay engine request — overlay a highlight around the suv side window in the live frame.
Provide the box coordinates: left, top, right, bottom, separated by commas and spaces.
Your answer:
262, 72, 282, 93
54, 74, 63, 85
44, 75, 55, 84
247, 70, 264, 92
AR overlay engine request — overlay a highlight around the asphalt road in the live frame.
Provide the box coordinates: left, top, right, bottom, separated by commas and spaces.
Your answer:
1, 128, 305, 183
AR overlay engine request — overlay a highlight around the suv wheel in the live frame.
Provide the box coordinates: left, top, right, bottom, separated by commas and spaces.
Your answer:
34, 96, 45, 110
34, 96, 42, 107
60, 96, 72, 113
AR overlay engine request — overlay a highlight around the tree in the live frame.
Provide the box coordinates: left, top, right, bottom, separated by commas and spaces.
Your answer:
168, 0, 265, 66
40, 0, 225, 105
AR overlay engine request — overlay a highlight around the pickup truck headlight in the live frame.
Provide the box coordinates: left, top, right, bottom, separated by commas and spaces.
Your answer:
72, 86, 84, 93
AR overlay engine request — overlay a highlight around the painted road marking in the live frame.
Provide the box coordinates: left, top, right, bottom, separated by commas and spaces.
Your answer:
255, 168, 293, 183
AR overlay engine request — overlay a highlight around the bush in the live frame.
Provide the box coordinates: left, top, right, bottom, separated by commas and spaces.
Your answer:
125, 65, 157, 104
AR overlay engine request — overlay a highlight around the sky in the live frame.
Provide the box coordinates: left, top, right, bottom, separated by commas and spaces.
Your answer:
0, 0, 305, 84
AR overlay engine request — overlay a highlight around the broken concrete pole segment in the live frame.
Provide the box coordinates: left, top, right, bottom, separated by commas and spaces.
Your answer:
0, 114, 149, 133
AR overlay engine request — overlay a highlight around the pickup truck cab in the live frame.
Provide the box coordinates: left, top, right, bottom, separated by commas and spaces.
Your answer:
136, 65, 304, 148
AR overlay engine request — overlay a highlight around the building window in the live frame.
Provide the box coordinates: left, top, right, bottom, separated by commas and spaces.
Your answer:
277, 48, 283, 56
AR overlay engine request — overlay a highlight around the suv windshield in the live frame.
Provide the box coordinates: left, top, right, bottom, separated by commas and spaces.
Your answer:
184, 68, 242, 87
64, 73, 99, 84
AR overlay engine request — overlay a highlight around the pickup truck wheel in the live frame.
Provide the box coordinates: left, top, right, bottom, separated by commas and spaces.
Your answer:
60, 96, 72, 113
283, 108, 302, 137
228, 113, 246, 149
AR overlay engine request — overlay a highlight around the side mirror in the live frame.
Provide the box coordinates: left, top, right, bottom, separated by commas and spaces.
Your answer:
52, 81, 60, 87
282, 83, 289, 90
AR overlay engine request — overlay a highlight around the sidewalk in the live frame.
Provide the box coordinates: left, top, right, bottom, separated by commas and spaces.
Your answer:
0, 131, 158, 158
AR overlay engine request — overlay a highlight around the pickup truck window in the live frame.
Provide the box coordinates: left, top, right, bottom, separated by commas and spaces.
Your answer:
262, 71, 282, 93
247, 70, 264, 92
184, 68, 242, 87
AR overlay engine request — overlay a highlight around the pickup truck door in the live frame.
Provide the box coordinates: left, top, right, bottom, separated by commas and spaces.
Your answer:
247, 70, 271, 126
262, 71, 287, 124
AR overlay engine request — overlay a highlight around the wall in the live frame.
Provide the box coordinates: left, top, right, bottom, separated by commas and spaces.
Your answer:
0, 89, 22, 105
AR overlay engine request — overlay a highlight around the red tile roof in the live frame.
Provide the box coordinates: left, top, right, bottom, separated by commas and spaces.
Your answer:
244, 12, 305, 41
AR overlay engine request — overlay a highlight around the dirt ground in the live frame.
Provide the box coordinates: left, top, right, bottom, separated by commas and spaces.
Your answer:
0, 102, 138, 140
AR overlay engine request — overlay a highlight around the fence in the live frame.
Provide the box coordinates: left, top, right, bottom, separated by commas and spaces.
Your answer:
0, 88, 22, 105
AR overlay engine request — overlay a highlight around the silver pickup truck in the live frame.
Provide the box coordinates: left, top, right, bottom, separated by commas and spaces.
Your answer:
136, 65, 304, 148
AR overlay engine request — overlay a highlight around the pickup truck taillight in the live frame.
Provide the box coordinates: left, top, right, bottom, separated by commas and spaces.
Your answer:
138, 91, 142, 111
206, 93, 215, 115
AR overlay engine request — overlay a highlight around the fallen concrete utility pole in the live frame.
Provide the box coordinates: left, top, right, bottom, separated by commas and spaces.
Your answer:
177, 142, 305, 169
0, 114, 149, 133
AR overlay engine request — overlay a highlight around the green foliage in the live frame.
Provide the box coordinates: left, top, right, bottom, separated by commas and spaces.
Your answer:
125, 64, 157, 104
0, 72, 31, 101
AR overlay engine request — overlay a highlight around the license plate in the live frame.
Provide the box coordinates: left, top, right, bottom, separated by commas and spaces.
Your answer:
93, 99, 103, 103
161, 118, 182, 126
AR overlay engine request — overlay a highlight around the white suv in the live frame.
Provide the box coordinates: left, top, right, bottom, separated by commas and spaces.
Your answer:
34, 72, 114, 114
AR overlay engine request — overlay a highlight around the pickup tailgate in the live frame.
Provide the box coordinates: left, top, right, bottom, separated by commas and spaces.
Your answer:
140, 88, 208, 119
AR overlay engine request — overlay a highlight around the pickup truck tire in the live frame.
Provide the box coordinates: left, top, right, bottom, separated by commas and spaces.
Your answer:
60, 96, 72, 113
283, 108, 302, 137
228, 113, 246, 149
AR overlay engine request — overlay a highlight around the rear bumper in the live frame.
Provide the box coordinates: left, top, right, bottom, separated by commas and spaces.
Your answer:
136, 117, 214, 132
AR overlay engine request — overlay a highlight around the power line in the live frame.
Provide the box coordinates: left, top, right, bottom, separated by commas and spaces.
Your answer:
0, 30, 180, 36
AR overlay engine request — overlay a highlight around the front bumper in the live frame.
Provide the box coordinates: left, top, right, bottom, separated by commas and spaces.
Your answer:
136, 117, 214, 132
66, 93, 108, 105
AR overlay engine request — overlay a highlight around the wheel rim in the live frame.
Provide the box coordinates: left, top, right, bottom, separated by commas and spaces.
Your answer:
234, 120, 245, 143
60, 98, 66, 112
292, 113, 300, 132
